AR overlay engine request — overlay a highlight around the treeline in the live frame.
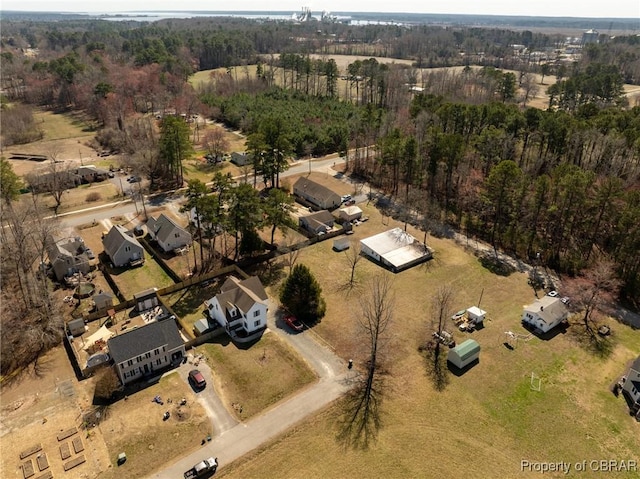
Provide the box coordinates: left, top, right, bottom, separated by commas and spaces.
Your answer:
217, 88, 354, 157
352, 96, 640, 305
2, 17, 639, 88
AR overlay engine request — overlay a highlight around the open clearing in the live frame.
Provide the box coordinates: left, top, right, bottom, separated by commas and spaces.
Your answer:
198, 332, 317, 421
216, 184, 640, 479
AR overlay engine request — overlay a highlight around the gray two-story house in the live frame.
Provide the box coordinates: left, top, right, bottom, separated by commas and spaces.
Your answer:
107, 319, 185, 385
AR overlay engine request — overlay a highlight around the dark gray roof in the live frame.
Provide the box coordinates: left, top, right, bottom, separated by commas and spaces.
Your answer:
107, 319, 183, 365
147, 214, 191, 245
103, 225, 143, 257
301, 210, 334, 231
293, 177, 339, 202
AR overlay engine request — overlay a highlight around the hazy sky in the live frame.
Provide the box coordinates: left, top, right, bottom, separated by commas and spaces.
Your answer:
2, 0, 639, 19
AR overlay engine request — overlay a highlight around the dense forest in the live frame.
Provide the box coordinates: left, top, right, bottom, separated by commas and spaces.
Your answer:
1, 16, 639, 308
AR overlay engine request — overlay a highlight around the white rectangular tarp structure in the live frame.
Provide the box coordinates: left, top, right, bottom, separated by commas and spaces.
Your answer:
360, 227, 431, 272
83, 325, 114, 351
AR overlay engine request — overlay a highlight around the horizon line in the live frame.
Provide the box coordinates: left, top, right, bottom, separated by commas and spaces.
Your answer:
1, 9, 639, 20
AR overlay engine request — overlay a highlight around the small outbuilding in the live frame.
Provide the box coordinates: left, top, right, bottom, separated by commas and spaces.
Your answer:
134, 288, 159, 312
466, 306, 486, 325
338, 205, 362, 223
93, 291, 114, 311
447, 339, 480, 369
333, 237, 350, 251
67, 318, 87, 337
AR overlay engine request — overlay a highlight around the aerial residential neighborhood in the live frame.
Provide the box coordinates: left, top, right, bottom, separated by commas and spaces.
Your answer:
1, 8, 640, 479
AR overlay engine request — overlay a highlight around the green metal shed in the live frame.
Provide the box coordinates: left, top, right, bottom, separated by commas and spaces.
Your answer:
447, 339, 480, 369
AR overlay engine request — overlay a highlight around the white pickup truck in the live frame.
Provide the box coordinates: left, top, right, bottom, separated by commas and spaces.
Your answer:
184, 457, 218, 479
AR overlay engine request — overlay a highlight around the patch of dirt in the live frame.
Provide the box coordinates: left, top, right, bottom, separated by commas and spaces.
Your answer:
0, 346, 111, 479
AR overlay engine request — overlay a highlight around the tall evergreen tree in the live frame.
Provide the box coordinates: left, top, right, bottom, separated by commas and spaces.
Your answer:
159, 116, 193, 187
279, 264, 326, 323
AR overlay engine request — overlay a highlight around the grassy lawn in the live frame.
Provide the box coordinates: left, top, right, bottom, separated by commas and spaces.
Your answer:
199, 332, 317, 420
218, 201, 640, 479
105, 258, 174, 299
163, 281, 221, 333
33, 109, 95, 141
182, 157, 239, 184
96, 373, 210, 479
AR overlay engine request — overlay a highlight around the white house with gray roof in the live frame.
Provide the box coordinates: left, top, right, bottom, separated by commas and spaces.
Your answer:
102, 225, 145, 268
521, 295, 569, 333
146, 213, 192, 253
107, 318, 185, 385
204, 276, 268, 335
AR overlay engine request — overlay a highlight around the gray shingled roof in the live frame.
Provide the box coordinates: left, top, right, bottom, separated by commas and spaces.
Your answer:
147, 214, 191, 245
294, 177, 338, 202
523, 296, 568, 324
103, 225, 142, 258
107, 319, 183, 365
301, 210, 334, 231
217, 276, 268, 317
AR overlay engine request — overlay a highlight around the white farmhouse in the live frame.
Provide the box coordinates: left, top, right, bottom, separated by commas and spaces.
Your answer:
204, 276, 268, 338
521, 296, 569, 333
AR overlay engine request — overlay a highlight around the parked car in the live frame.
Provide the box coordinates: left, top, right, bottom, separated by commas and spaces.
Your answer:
283, 314, 304, 331
84, 248, 95, 260
547, 290, 559, 297
188, 369, 206, 390
341, 194, 352, 203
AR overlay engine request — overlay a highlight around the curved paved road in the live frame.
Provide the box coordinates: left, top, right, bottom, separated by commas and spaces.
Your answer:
146, 301, 352, 479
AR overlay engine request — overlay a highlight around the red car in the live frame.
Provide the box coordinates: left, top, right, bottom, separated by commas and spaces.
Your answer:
283, 314, 304, 331
188, 369, 206, 390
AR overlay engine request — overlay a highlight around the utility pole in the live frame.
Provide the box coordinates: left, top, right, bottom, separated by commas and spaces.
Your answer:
137, 180, 147, 220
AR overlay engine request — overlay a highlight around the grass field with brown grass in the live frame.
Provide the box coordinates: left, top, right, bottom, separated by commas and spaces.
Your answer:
95, 373, 210, 479
198, 332, 317, 421
216, 201, 640, 479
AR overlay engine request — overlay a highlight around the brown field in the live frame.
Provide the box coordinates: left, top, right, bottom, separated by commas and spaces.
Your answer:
192, 57, 640, 114
215, 191, 640, 479
198, 332, 317, 421
1, 343, 209, 479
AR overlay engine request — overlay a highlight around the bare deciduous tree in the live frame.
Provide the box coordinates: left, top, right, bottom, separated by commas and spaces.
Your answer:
564, 255, 621, 336
27, 155, 74, 214
420, 285, 454, 391
338, 274, 393, 449
280, 235, 302, 274
0, 197, 64, 378
202, 127, 230, 161
344, 241, 362, 288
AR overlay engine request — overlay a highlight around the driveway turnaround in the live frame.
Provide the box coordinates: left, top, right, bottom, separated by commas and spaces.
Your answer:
147, 301, 352, 478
